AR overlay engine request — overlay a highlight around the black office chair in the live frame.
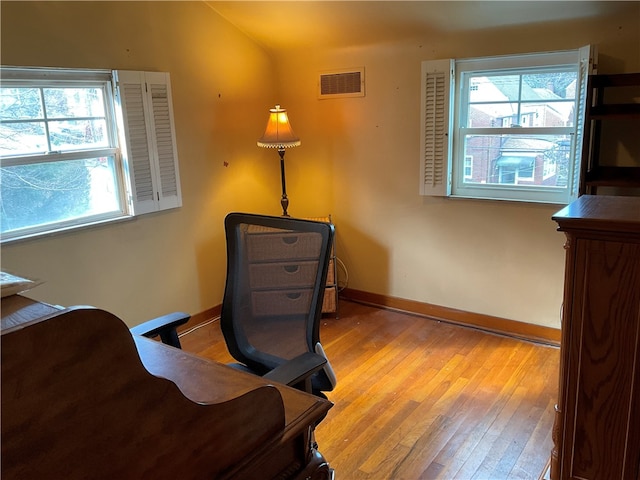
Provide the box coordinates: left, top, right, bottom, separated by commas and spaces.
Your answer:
134, 213, 337, 400
220, 213, 337, 398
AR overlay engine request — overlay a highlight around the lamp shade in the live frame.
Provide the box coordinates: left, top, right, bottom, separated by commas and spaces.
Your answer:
257, 105, 301, 149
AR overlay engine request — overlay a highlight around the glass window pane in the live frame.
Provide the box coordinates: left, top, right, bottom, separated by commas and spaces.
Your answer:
522, 72, 577, 100
49, 119, 109, 150
462, 134, 571, 188
521, 101, 576, 127
0, 156, 121, 234
0, 122, 48, 155
43, 87, 106, 118
469, 75, 520, 102
0, 87, 43, 120
467, 102, 519, 127
466, 72, 578, 128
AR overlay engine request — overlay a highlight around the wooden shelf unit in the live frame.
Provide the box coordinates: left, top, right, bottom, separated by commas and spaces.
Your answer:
304, 216, 338, 317
579, 73, 640, 195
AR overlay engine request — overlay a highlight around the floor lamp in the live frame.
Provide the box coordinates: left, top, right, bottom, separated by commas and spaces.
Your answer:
257, 105, 300, 217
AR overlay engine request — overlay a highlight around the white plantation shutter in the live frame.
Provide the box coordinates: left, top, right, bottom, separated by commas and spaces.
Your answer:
114, 70, 182, 214
420, 59, 454, 196
118, 72, 154, 212
147, 73, 181, 210
571, 45, 597, 198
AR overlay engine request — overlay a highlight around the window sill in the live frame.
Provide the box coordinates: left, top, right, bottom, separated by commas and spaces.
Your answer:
448, 192, 573, 206
1, 214, 135, 245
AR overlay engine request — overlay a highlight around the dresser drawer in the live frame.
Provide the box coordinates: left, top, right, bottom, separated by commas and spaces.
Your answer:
251, 289, 313, 316
247, 232, 322, 262
249, 261, 318, 289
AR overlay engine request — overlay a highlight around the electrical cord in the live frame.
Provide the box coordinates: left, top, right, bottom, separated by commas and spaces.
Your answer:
336, 256, 348, 292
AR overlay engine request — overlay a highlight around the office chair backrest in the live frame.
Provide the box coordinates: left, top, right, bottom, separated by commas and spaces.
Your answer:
221, 213, 336, 393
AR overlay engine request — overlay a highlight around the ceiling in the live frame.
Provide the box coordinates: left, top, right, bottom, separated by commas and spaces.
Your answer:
206, 1, 632, 51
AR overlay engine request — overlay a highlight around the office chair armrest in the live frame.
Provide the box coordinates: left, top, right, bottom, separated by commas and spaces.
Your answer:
263, 352, 327, 388
130, 311, 190, 349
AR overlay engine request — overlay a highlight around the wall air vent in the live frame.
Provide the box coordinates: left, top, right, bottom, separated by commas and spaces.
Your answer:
318, 67, 365, 99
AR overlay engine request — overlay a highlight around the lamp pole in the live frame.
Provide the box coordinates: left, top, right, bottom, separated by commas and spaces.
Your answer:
278, 147, 289, 216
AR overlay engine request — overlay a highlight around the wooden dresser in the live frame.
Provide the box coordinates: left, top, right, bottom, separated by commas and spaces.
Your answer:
550, 195, 640, 480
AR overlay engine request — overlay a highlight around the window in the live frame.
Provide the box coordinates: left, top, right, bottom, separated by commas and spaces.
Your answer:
463, 155, 473, 180
0, 68, 182, 242
419, 46, 594, 204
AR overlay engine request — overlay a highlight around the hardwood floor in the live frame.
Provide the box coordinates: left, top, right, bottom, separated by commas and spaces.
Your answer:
179, 300, 559, 480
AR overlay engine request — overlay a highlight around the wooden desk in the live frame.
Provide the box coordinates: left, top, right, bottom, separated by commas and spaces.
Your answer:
1, 295, 333, 479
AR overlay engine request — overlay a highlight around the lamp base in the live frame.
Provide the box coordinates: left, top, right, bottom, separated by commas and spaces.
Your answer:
281, 196, 290, 217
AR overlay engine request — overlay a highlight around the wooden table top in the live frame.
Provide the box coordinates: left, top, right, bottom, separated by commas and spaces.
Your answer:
552, 195, 640, 234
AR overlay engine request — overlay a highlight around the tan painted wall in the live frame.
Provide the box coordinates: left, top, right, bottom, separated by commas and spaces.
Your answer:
270, 4, 640, 328
2, 1, 639, 329
0, 1, 281, 325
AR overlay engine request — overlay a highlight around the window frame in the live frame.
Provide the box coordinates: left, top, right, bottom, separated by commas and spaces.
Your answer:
0, 67, 182, 243
419, 46, 595, 204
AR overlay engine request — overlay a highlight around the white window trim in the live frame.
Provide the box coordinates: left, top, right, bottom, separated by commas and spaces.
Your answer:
0, 67, 182, 243
419, 46, 596, 204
